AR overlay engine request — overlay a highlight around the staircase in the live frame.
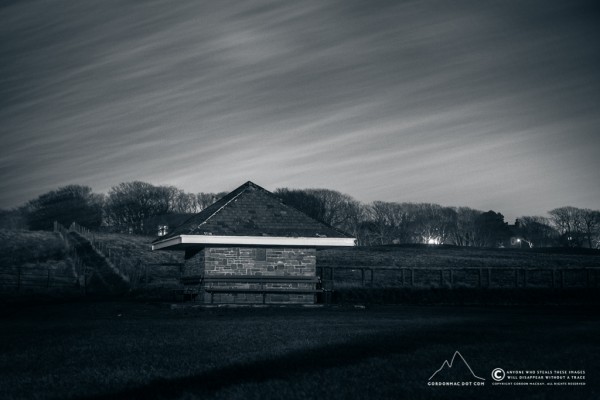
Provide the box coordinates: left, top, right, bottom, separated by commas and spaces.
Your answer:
66, 231, 130, 295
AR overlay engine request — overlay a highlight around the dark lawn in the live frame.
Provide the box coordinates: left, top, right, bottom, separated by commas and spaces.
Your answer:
0, 301, 598, 400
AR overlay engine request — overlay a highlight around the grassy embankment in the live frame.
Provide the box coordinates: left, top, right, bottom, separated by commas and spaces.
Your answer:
0, 230, 78, 294
2, 231, 599, 304
0, 230, 183, 299
318, 245, 600, 305
86, 232, 183, 291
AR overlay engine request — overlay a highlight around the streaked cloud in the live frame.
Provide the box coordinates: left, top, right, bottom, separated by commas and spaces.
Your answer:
1, 0, 599, 221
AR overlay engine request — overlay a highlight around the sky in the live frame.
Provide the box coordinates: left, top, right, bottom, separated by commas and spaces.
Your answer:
1, 0, 599, 222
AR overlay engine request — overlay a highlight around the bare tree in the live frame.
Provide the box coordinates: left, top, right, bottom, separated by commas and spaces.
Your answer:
367, 201, 415, 244
472, 210, 511, 247
343, 201, 368, 244
450, 207, 482, 246
549, 206, 586, 247
275, 188, 362, 236
411, 204, 457, 244
196, 192, 227, 211
516, 216, 559, 247
170, 190, 199, 213
302, 189, 359, 229
106, 181, 175, 233
579, 209, 600, 249
25, 185, 103, 230
275, 189, 326, 223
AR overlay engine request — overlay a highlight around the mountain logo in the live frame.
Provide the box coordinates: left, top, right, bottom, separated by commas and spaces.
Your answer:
429, 351, 486, 382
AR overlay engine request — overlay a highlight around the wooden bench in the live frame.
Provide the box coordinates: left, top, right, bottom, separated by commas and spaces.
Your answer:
181, 275, 203, 285
202, 275, 325, 304
172, 287, 199, 302
172, 275, 205, 301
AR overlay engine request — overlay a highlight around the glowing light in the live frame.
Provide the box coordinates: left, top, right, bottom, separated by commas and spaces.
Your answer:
158, 225, 169, 237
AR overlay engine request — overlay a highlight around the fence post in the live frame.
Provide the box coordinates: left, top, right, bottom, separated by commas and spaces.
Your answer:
552, 269, 556, 288
361, 268, 365, 287
449, 269, 453, 288
47, 265, 51, 289
411, 269, 415, 287
17, 264, 21, 292
401, 268, 405, 286
331, 268, 335, 290
561, 269, 565, 288
587, 269, 591, 288
440, 269, 444, 287
487, 268, 492, 288
478, 268, 482, 288
523, 269, 527, 288
515, 269, 519, 288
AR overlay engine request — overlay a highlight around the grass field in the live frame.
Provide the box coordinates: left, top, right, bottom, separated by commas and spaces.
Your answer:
0, 301, 598, 400
319, 245, 600, 293
318, 245, 600, 270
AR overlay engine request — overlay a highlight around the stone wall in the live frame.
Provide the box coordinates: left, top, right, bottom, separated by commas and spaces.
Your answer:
183, 247, 317, 304
204, 247, 315, 276
183, 249, 204, 277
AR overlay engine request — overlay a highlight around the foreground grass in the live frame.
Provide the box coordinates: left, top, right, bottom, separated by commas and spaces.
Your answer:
0, 302, 598, 400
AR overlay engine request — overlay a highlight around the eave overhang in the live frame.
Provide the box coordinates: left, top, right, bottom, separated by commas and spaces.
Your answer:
152, 234, 357, 250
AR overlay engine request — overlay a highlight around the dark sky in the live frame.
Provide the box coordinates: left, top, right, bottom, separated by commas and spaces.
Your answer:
1, 0, 599, 222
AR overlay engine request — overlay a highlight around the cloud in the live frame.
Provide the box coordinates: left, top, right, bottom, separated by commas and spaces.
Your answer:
0, 0, 599, 221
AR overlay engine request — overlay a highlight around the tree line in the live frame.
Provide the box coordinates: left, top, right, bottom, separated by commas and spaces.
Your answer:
2, 182, 599, 249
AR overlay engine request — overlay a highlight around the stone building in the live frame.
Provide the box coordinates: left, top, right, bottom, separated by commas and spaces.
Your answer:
152, 181, 355, 304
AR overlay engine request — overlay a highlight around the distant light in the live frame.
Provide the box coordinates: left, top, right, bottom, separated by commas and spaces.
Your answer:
427, 237, 440, 245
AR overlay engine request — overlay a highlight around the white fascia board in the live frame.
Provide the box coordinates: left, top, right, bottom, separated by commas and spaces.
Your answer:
152, 235, 356, 250
151, 236, 183, 250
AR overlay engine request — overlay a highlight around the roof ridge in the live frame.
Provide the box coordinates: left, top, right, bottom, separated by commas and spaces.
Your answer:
195, 183, 251, 231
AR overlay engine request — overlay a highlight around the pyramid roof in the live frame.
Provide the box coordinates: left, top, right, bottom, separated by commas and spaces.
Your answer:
152, 181, 355, 250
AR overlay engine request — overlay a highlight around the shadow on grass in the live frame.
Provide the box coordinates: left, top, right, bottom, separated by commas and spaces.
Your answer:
332, 288, 600, 306
75, 322, 474, 400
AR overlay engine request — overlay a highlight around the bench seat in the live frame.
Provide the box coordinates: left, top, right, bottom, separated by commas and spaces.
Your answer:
179, 274, 327, 304
203, 275, 322, 304
205, 287, 323, 304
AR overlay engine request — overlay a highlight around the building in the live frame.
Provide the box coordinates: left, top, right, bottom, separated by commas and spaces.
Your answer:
152, 181, 356, 304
